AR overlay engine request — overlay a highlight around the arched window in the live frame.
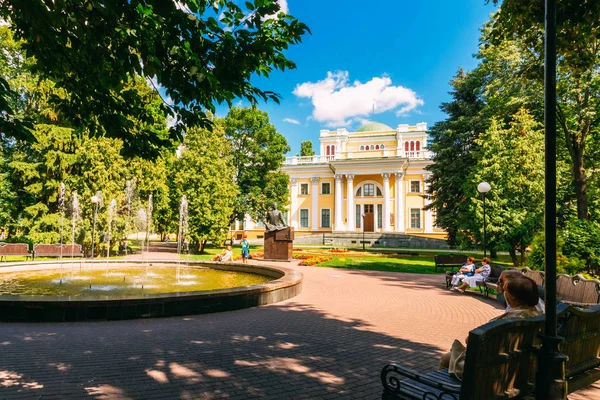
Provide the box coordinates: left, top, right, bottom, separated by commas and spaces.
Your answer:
375, 145, 380, 150
331, 146, 335, 155
416, 141, 421, 151
380, 144, 385, 150
376, 187, 382, 197
360, 145, 365, 151
326, 145, 330, 156
404, 142, 409, 151
410, 141, 415, 151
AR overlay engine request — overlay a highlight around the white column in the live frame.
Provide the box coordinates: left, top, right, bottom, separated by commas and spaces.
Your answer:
382, 173, 391, 232
311, 177, 319, 231
373, 202, 378, 232
290, 178, 298, 228
423, 173, 434, 233
334, 175, 344, 231
395, 171, 405, 232
346, 174, 355, 232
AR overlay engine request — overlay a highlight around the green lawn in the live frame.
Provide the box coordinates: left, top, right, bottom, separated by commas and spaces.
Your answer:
316, 255, 440, 274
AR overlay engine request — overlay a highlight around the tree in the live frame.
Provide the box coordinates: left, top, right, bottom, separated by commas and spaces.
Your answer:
224, 107, 289, 222
300, 140, 315, 156
0, 1, 310, 158
170, 125, 237, 252
470, 109, 545, 265
425, 68, 487, 246
488, 0, 600, 220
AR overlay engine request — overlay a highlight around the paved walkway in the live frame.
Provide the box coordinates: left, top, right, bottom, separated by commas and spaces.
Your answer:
1, 253, 598, 399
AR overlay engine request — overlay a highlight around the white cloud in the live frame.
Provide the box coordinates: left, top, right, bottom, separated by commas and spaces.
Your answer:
293, 71, 424, 127
283, 118, 300, 125
264, 0, 288, 20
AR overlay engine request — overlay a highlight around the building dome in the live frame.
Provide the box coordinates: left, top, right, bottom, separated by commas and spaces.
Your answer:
355, 122, 394, 132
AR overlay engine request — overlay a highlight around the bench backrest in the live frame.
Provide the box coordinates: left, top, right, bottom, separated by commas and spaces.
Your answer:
558, 304, 600, 379
435, 255, 467, 265
487, 264, 504, 280
33, 243, 83, 255
0, 242, 30, 255
521, 267, 545, 286
557, 274, 600, 306
461, 313, 549, 399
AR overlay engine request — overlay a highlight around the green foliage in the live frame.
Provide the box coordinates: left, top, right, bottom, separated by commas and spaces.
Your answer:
470, 109, 545, 265
224, 107, 289, 222
300, 140, 315, 156
170, 125, 237, 252
0, 0, 309, 158
561, 219, 600, 276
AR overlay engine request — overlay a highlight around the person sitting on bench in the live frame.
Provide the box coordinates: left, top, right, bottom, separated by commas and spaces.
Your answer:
496, 269, 546, 313
453, 257, 492, 294
212, 246, 233, 262
440, 274, 541, 380
449, 256, 476, 289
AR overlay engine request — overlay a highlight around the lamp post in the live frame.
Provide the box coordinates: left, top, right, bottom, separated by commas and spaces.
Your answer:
477, 182, 491, 258
362, 213, 366, 251
91, 195, 99, 258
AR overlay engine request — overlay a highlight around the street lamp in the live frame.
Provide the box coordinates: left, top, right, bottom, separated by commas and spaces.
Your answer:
362, 213, 366, 251
477, 182, 491, 258
91, 195, 99, 258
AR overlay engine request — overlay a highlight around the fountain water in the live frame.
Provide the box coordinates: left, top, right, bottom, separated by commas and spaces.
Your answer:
176, 195, 189, 282
70, 192, 81, 281
124, 180, 135, 257
58, 183, 66, 283
105, 198, 117, 275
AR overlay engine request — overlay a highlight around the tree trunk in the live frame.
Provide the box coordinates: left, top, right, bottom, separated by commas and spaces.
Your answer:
520, 245, 526, 265
572, 145, 589, 220
508, 248, 519, 267
199, 239, 207, 253
490, 249, 498, 259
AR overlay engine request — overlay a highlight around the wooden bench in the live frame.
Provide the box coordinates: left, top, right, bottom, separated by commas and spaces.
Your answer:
476, 264, 505, 296
0, 243, 32, 261
522, 267, 545, 286
33, 244, 84, 260
435, 254, 467, 273
381, 303, 600, 399
557, 274, 600, 307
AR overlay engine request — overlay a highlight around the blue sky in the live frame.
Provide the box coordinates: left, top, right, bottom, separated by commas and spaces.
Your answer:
215, 0, 498, 155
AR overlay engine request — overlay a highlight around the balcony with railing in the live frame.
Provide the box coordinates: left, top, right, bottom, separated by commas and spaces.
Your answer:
283, 150, 432, 165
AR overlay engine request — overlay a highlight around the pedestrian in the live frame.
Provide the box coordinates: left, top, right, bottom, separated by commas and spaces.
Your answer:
241, 234, 250, 264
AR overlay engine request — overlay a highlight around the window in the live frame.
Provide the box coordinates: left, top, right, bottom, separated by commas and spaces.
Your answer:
300, 183, 309, 195
375, 145, 380, 150
321, 182, 331, 195
416, 141, 421, 151
356, 204, 361, 228
380, 144, 385, 150
377, 204, 383, 228
331, 146, 335, 156
283, 211, 289, 225
255, 220, 265, 228
410, 141, 415, 151
410, 209, 421, 229
404, 142, 409, 151
321, 209, 331, 228
356, 187, 362, 196
363, 184, 375, 196
376, 187, 382, 197
410, 181, 421, 193
360, 145, 365, 151
326, 145, 331, 155
300, 209, 309, 227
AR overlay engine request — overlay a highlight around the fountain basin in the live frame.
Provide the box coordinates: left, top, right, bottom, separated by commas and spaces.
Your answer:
0, 260, 302, 322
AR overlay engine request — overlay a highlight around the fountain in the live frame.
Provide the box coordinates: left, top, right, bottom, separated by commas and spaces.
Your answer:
105, 198, 117, 275
58, 183, 66, 283
0, 194, 302, 322
124, 179, 135, 257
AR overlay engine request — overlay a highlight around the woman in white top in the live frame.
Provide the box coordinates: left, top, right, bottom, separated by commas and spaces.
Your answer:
455, 257, 492, 293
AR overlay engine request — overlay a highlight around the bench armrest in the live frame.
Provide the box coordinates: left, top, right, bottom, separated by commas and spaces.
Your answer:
381, 363, 461, 395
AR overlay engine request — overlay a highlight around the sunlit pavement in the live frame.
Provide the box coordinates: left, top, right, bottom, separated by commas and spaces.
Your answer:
0, 254, 597, 399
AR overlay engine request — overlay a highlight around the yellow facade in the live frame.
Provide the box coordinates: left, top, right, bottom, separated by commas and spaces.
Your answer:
279, 122, 446, 240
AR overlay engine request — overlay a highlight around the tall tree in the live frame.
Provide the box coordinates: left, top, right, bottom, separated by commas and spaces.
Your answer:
470, 109, 545, 265
0, 0, 310, 158
488, 0, 600, 220
224, 107, 289, 222
300, 140, 315, 156
170, 125, 237, 252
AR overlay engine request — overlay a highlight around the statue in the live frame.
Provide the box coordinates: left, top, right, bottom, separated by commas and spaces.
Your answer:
264, 203, 288, 232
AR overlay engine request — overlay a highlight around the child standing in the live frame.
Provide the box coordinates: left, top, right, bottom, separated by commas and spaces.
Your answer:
241, 234, 250, 264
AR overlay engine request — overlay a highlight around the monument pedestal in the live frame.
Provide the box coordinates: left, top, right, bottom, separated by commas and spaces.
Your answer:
264, 228, 294, 261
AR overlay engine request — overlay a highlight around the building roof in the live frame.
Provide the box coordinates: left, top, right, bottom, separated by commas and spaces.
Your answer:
355, 122, 394, 133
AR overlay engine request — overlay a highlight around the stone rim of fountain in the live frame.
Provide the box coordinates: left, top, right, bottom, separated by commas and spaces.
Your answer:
0, 260, 303, 321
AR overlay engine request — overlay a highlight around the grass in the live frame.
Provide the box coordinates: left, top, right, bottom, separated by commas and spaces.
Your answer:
317, 255, 439, 274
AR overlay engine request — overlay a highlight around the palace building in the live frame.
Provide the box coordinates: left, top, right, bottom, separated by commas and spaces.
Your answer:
278, 121, 444, 239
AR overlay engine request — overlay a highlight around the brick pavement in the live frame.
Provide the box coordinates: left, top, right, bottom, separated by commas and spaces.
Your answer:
0, 255, 598, 399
